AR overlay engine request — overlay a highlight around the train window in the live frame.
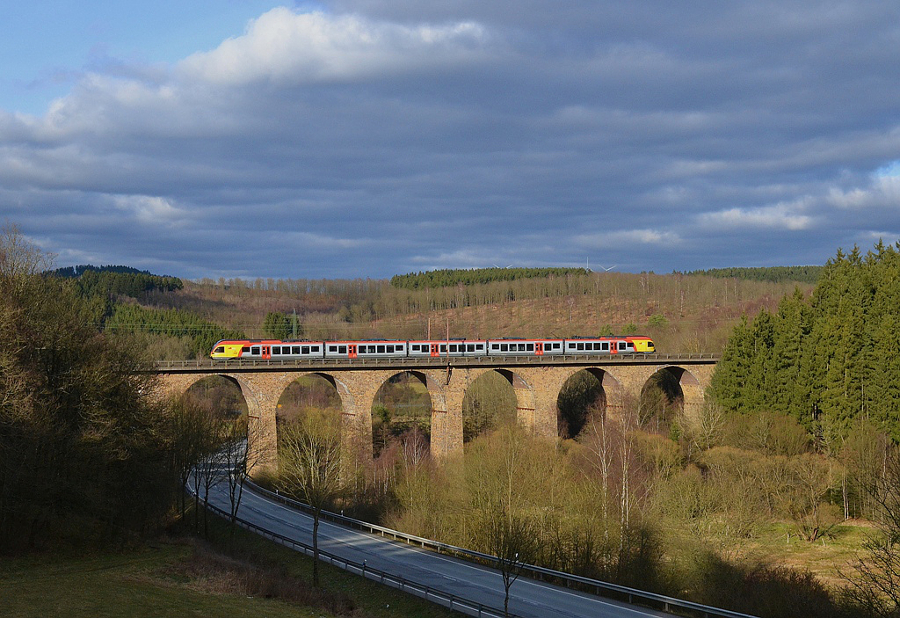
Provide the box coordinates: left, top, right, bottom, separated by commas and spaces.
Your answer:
251, 346, 260, 355
501, 344, 508, 352
377, 345, 385, 353
300, 346, 307, 354
339, 345, 347, 354
577, 343, 584, 351
602, 342, 609, 351
387, 345, 394, 353
467, 344, 475, 352
491, 344, 499, 350
527, 344, 534, 351
329, 345, 337, 352
449, 344, 457, 353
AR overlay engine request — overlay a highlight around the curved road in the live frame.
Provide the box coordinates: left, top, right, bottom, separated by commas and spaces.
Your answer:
205, 480, 678, 618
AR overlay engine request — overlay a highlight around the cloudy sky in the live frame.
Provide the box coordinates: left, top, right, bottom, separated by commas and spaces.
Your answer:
2, 1, 899, 280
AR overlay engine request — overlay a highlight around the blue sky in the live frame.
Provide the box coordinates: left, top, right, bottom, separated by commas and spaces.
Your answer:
1, 1, 899, 279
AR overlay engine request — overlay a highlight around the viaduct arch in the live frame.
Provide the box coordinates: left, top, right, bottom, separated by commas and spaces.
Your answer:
154, 357, 716, 476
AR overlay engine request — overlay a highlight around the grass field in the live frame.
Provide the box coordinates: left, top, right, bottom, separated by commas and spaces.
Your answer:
0, 512, 456, 618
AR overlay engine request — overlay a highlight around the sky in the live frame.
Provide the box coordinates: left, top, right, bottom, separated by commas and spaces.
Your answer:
1, 1, 899, 280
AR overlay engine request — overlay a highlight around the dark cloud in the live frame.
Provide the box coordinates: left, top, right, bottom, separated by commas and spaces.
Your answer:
1, 2, 899, 279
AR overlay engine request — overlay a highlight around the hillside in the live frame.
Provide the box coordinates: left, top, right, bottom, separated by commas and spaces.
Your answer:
142, 270, 811, 357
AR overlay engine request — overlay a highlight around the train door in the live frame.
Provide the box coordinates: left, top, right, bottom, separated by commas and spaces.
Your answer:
430, 343, 440, 357
348, 344, 358, 359
261, 345, 271, 359
535, 342, 544, 356
610, 340, 618, 354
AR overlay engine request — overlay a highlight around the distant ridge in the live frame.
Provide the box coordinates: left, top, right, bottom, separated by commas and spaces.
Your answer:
682, 265, 823, 284
391, 267, 589, 290
51, 264, 161, 278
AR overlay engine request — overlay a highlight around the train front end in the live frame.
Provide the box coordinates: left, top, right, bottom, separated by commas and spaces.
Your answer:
627, 336, 656, 353
210, 340, 246, 360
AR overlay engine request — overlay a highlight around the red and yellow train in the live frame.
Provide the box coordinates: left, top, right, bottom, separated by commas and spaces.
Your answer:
210, 335, 655, 361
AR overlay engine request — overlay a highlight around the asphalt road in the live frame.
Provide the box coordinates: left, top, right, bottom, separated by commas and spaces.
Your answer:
204, 479, 679, 618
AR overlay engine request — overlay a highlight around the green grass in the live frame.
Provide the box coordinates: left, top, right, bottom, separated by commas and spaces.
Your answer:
0, 510, 456, 618
738, 521, 874, 587
0, 545, 320, 618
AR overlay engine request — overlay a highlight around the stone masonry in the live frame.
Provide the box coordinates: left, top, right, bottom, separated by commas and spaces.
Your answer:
155, 360, 716, 477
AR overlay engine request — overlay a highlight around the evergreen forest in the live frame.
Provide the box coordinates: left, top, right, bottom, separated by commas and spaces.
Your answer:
710, 241, 900, 443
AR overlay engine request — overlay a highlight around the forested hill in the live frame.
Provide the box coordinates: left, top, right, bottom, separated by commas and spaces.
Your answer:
50, 264, 183, 298
683, 266, 824, 284
390, 267, 589, 290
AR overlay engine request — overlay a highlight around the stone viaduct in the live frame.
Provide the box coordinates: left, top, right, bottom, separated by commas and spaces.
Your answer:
154, 354, 717, 476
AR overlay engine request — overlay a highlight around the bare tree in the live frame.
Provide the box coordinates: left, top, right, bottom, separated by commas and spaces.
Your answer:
221, 415, 261, 537
0, 223, 53, 281
484, 501, 538, 617
192, 412, 229, 537
278, 411, 343, 587
842, 446, 900, 616
171, 396, 214, 520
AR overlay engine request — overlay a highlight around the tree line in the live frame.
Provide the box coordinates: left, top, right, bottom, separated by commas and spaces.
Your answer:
390, 267, 592, 290
683, 265, 824, 284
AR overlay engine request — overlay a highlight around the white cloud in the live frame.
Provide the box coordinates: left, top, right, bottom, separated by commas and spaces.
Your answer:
177, 8, 490, 85
112, 195, 186, 226
575, 228, 682, 248
699, 201, 813, 231
827, 172, 900, 210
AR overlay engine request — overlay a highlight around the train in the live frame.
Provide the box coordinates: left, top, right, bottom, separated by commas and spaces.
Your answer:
210, 335, 656, 361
